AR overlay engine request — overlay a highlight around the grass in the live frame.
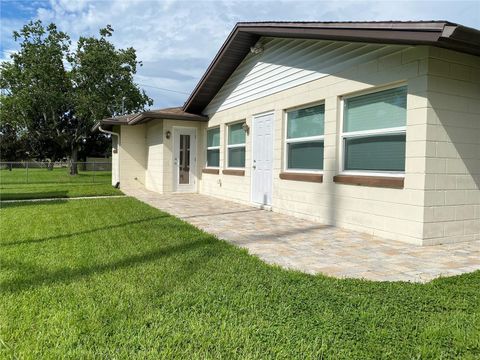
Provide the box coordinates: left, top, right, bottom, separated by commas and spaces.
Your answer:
1, 197, 479, 359
0, 167, 112, 184
0, 168, 121, 200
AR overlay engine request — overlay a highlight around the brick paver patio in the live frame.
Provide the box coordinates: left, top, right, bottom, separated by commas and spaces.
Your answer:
125, 188, 479, 283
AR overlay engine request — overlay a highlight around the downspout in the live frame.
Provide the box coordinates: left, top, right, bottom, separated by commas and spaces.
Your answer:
99, 125, 120, 188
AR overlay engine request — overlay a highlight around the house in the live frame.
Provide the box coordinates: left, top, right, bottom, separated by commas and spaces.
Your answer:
93, 21, 480, 246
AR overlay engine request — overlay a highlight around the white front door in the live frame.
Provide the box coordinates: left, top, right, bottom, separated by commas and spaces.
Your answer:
251, 112, 274, 205
173, 127, 197, 192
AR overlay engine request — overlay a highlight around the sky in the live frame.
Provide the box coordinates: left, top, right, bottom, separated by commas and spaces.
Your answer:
1, 0, 479, 110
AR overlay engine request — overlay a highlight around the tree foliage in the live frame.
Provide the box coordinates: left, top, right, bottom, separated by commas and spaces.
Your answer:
0, 21, 152, 173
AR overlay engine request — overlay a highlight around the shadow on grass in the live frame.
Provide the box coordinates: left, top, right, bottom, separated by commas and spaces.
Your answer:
1, 236, 216, 294
0, 198, 69, 209
0, 190, 69, 202
0, 215, 170, 247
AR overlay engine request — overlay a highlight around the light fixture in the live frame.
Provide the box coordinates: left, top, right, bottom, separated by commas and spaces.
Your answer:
250, 40, 264, 54
165, 130, 171, 139
242, 122, 249, 134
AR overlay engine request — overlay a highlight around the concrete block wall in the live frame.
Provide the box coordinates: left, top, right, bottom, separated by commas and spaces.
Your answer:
201, 45, 432, 244
423, 48, 480, 244
118, 124, 147, 189
114, 43, 479, 246
118, 119, 205, 194
200, 119, 252, 205
145, 121, 164, 193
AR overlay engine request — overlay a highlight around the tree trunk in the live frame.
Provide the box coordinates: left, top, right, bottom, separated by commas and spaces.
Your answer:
70, 146, 78, 176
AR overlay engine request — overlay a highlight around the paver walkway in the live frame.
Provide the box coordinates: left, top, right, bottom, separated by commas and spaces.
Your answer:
125, 188, 479, 283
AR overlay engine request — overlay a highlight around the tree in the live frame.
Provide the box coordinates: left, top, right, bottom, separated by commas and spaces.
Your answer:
0, 119, 28, 162
0, 21, 71, 164
0, 21, 153, 174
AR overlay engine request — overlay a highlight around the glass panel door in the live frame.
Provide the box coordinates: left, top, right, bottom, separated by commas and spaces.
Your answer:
173, 127, 196, 193
179, 134, 190, 184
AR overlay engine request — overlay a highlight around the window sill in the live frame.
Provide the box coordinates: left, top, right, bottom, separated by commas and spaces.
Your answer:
333, 174, 404, 189
223, 169, 245, 176
202, 168, 219, 175
280, 172, 323, 183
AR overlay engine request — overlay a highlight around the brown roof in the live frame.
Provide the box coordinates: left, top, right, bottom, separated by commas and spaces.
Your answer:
92, 107, 208, 131
91, 114, 132, 132
183, 21, 480, 113
128, 107, 208, 124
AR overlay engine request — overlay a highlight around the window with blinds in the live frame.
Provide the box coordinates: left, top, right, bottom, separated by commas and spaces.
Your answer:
206, 127, 220, 167
342, 86, 407, 173
285, 104, 325, 171
227, 122, 246, 168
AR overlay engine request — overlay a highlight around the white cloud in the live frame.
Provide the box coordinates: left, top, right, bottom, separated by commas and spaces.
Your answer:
3, 0, 479, 107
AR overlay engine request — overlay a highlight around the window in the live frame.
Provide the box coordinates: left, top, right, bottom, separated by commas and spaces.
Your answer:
227, 122, 246, 168
341, 86, 407, 173
206, 127, 220, 167
285, 104, 325, 171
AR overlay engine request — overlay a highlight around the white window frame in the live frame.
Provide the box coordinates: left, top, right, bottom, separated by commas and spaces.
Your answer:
226, 120, 246, 169
283, 102, 325, 174
339, 83, 407, 178
206, 126, 220, 169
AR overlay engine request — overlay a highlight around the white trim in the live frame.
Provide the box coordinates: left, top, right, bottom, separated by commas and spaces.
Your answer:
226, 120, 246, 169
341, 127, 406, 139
286, 134, 325, 143
283, 104, 325, 173
226, 143, 245, 148
339, 84, 407, 175
341, 80, 407, 99
283, 168, 324, 174
284, 100, 325, 113
340, 171, 405, 177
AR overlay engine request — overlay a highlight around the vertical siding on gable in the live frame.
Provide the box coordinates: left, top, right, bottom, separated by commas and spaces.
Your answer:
204, 37, 408, 114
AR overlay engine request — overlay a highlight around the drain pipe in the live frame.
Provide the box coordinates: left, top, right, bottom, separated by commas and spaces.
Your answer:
99, 126, 120, 188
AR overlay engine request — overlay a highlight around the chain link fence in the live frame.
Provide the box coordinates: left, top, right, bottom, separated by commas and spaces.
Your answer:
0, 161, 112, 184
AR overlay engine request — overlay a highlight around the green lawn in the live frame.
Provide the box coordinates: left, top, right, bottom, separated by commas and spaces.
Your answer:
0, 168, 121, 200
1, 197, 479, 359
0, 167, 111, 184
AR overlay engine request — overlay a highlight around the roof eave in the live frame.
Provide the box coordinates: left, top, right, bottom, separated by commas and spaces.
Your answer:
182, 21, 480, 114
90, 117, 130, 132
129, 111, 208, 125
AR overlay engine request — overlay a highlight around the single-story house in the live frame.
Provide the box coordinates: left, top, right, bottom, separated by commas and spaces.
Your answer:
93, 21, 480, 246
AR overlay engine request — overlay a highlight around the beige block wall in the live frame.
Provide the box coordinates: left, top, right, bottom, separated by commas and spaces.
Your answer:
118, 119, 205, 194
423, 48, 480, 245
200, 46, 431, 244
118, 124, 147, 189
145, 121, 164, 193
115, 46, 478, 246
